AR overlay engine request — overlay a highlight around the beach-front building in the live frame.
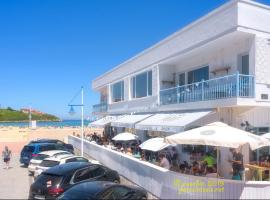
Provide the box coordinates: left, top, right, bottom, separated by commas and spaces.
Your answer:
84, 0, 270, 198
92, 0, 270, 139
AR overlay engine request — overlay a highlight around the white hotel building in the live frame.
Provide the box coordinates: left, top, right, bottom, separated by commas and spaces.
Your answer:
76, 0, 270, 198
92, 0, 270, 137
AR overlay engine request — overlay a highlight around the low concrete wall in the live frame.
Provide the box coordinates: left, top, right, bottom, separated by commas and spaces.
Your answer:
69, 136, 270, 199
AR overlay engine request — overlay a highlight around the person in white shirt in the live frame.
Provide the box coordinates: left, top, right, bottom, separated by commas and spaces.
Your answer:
159, 154, 170, 170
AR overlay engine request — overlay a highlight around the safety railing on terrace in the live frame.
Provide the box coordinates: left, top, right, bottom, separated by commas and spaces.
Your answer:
160, 73, 255, 105
92, 102, 108, 113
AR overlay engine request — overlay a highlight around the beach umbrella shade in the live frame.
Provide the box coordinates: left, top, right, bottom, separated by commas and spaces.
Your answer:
165, 122, 270, 150
112, 132, 138, 141
139, 137, 171, 152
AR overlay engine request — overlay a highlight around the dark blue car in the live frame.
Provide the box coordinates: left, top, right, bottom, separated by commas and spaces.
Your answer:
20, 143, 70, 166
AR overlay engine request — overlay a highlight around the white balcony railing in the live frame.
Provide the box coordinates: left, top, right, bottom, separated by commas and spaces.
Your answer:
160, 73, 255, 105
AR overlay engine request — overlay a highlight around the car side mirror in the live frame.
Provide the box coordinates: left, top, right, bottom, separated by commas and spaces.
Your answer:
65, 144, 73, 149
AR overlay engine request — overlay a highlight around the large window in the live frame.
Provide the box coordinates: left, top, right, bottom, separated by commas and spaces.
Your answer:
132, 71, 152, 98
111, 81, 124, 103
188, 66, 209, 84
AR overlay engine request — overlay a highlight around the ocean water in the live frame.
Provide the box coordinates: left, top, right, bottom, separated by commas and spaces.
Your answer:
0, 120, 91, 127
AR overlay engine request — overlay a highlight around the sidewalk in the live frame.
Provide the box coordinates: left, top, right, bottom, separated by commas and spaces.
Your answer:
0, 154, 32, 199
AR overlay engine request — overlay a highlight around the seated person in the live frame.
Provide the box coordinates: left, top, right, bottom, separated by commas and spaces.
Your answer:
202, 152, 216, 173
179, 161, 190, 174
191, 161, 200, 175
205, 167, 218, 178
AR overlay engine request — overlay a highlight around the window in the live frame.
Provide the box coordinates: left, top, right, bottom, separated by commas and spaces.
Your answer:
101, 186, 130, 200
132, 70, 152, 98
39, 144, 57, 152
74, 157, 88, 162
89, 166, 105, 178
188, 66, 209, 84
73, 168, 91, 183
111, 81, 124, 102
40, 160, 60, 167
110, 186, 131, 199
178, 73, 185, 86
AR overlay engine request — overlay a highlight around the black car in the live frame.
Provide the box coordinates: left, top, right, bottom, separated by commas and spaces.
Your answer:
29, 139, 74, 153
29, 162, 120, 199
57, 181, 147, 200
20, 143, 72, 166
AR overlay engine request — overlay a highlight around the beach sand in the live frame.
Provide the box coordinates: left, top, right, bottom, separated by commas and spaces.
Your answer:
0, 126, 103, 153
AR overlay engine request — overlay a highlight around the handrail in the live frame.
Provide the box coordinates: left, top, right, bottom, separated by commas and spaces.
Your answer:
160, 73, 252, 92
160, 73, 255, 105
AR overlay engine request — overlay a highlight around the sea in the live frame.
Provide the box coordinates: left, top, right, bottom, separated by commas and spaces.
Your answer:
0, 120, 91, 127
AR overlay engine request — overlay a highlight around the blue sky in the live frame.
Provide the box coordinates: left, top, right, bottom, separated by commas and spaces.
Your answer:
0, 0, 269, 119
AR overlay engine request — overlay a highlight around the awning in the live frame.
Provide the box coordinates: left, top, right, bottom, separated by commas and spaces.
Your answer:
111, 114, 152, 129
135, 111, 212, 133
89, 115, 124, 128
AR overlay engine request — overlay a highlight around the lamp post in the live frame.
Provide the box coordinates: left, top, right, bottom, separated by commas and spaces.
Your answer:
68, 86, 84, 156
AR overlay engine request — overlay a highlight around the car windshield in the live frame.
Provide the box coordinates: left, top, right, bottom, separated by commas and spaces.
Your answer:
32, 154, 49, 161
22, 145, 35, 153
36, 173, 63, 187
40, 160, 60, 167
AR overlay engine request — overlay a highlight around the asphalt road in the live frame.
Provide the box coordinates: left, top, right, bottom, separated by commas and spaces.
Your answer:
0, 154, 33, 199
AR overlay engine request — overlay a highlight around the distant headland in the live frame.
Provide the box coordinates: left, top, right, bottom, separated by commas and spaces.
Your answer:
0, 107, 60, 122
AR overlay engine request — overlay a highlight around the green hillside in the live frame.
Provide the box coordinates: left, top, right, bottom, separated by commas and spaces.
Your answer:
0, 108, 60, 122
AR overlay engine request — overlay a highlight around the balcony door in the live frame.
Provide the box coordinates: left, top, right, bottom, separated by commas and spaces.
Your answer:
187, 66, 209, 84
238, 54, 249, 75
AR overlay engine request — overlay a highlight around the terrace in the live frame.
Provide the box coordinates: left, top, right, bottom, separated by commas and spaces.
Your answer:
160, 73, 255, 106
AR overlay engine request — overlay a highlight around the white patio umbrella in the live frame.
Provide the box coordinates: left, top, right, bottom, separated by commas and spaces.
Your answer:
165, 122, 270, 150
139, 137, 171, 152
165, 122, 270, 178
112, 132, 138, 141
262, 132, 270, 140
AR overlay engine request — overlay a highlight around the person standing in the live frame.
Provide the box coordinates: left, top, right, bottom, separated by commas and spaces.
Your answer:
2, 146, 12, 169
159, 154, 171, 170
229, 148, 244, 180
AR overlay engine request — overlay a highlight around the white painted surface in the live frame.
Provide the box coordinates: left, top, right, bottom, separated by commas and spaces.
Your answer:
69, 136, 270, 199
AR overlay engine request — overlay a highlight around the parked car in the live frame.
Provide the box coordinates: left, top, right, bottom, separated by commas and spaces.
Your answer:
29, 162, 120, 199
20, 143, 72, 166
28, 150, 73, 175
34, 154, 98, 178
57, 181, 147, 200
29, 139, 74, 153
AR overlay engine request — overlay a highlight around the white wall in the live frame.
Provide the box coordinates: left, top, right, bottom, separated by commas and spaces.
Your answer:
173, 36, 252, 79
69, 136, 270, 199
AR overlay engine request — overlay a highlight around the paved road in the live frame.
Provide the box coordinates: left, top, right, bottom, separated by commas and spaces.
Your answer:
0, 154, 33, 199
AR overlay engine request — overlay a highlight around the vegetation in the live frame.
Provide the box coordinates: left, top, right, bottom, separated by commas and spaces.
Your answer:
0, 108, 60, 122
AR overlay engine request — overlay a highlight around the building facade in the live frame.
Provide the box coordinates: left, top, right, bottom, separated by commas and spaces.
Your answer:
92, 0, 270, 136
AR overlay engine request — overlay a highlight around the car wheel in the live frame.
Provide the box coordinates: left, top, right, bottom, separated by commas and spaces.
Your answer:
113, 179, 120, 184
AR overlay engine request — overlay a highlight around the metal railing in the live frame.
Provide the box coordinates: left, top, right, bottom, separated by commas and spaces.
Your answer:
92, 102, 108, 113
160, 73, 255, 105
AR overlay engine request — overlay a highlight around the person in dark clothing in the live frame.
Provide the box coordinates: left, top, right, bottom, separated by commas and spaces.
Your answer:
229, 148, 244, 180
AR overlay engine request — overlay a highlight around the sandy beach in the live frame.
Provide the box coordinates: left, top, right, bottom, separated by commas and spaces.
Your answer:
0, 126, 103, 153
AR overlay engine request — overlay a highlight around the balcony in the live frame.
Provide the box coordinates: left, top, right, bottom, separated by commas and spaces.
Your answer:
160, 74, 255, 105
92, 102, 108, 113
